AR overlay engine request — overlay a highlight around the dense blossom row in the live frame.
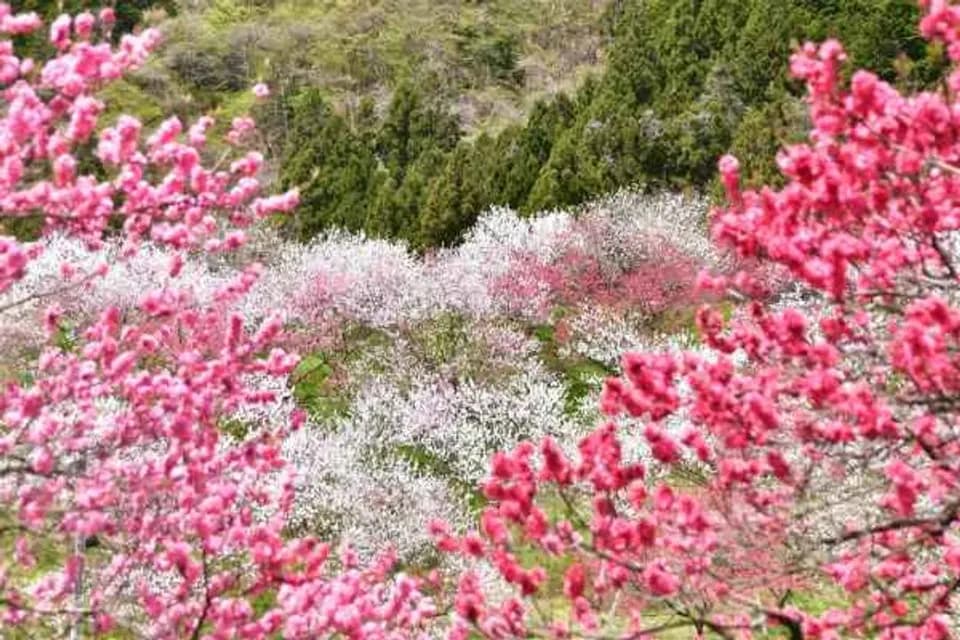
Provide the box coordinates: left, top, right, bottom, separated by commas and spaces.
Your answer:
249, 190, 721, 326
0, 191, 715, 353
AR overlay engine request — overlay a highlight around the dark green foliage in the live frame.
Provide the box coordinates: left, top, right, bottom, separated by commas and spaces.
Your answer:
280, 82, 462, 242
279, 0, 937, 248
532, 0, 934, 203
376, 81, 460, 180
416, 142, 481, 248
727, 94, 809, 191
280, 90, 381, 238
505, 94, 578, 212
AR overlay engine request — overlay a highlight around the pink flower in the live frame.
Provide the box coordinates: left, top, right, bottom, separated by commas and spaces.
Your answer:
29, 446, 54, 475
252, 82, 270, 99
643, 564, 680, 597
99, 7, 116, 27
562, 563, 585, 600
49, 14, 71, 49
2, 11, 42, 35
74, 11, 95, 39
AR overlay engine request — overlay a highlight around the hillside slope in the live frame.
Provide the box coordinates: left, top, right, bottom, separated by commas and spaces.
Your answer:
12, 1, 943, 251
275, 0, 945, 248
122, 0, 609, 135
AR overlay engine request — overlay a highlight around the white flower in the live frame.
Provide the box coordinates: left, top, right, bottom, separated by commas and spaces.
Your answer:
283, 424, 465, 560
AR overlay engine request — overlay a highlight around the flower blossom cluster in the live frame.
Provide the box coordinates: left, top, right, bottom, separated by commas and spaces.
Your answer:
432, 5, 960, 638
276, 325, 581, 559
283, 425, 467, 560
0, 189, 718, 357
0, 6, 437, 637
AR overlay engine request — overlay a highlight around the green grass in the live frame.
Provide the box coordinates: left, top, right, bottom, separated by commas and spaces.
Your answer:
530, 316, 615, 417
290, 352, 351, 422
99, 79, 166, 128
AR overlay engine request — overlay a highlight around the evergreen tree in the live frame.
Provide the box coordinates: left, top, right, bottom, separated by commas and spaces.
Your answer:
272, 0, 940, 249
417, 143, 485, 248
368, 148, 447, 241
525, 131, 592, 213
280, 90, 379, 239
504, 94, 577, 211
376, 81, 460, 181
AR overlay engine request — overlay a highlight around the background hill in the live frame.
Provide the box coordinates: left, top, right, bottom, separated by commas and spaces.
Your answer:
16, 0, 946, 248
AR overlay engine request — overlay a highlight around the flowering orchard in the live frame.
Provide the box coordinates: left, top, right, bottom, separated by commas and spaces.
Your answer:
0, 187, 721, 573
2, 194, 717, 571
6, 0, 960, 639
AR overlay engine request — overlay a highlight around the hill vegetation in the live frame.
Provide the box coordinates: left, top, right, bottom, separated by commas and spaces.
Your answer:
287, 0, 943, 247
13, 1, 945, 248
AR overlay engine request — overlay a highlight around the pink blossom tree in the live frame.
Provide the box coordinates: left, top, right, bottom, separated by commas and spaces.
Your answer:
0, 6, 435, 638
434, 2, 960, 638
